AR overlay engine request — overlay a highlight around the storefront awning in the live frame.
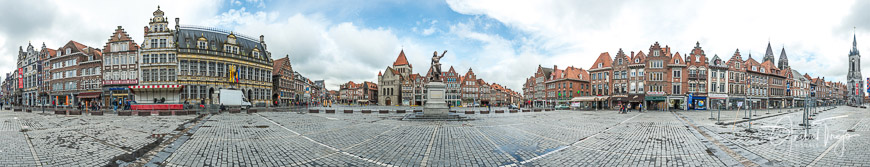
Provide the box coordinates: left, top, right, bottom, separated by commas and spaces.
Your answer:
129, 85, 184, 93
77, 92, 102, 99
570, 96, 604, 102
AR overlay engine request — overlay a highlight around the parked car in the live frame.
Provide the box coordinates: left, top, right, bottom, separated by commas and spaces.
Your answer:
555, 105, 570, 110
508, 104, 519, 110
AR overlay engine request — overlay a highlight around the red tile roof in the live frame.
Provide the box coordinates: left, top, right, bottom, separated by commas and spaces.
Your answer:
589, 52, 612, 70
393, 50, 410, 67
669, 52, 684, 65
631, 51, 645, 64
272, 57, 289, 75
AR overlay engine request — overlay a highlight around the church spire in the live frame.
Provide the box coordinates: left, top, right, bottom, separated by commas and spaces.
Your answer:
853, 30, 860, 55
778, 47, 789, 69
763, 41, 775, 63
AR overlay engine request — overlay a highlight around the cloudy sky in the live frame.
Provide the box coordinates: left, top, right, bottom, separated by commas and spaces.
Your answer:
1, 0, 869, 91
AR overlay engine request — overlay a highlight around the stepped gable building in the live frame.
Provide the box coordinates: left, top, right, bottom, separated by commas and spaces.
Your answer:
272, 55, 295, 106
644, 42, 670, 110
102, 26, 140, 105
726, 49, 747, 109
610, 49, 629, 107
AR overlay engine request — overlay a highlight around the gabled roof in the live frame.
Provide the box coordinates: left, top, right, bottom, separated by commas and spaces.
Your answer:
669, 52, 685, 65
631, 51, 645, 64
393, 50, 410, 67
589, 52, 612, 70
104, 26, 139, 53
272, 56, 290, 75
41, 48, 57, 58
745, 57, 761, 72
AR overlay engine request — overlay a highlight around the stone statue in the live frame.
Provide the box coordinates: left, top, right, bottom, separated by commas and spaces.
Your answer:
430, 50, 447, 81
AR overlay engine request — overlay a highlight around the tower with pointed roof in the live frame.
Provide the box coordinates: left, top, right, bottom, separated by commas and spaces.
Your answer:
763, 41, 776, 64
778, 47, 789, 69
392, 49, 412, 77
848, 31, 864, 105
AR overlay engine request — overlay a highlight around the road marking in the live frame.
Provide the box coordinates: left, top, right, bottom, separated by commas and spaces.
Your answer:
672, 112, 759, 167
474, 127, 521, 164
17, 119, 42, 167
420, 125, 439, 167
498, 113, 643, 167
257, 113, 394, 167
808, 119, 863, 167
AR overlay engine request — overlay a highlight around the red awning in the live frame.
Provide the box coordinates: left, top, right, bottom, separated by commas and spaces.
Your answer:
77, 92, 102, 99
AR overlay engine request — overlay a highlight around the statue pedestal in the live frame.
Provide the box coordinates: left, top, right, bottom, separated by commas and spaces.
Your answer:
402, 82, 470, 121
423, 82, 449, 117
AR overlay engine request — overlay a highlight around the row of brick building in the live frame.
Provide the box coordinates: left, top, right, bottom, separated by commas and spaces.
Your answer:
524, 41, 857, 110
369, 51, 522, 107
0, 7, 328, 109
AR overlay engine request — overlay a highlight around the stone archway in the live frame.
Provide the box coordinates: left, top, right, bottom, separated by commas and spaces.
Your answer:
247, 89, 253, 102
208, 88, 215, 104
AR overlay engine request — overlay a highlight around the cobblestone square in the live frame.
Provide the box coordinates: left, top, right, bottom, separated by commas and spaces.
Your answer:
1, 106, 868, 166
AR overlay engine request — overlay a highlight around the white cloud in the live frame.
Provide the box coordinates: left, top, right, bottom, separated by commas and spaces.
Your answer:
446, 0, 864, 85
210, 9, 413, 90
0, 0, 221, 78
421, 27, 436, 36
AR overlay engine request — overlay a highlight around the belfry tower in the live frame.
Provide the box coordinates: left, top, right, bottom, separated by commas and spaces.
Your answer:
848, 30, 864, 106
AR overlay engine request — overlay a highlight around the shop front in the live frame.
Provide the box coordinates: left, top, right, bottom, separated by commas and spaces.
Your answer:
628, 95, 645, 110
611, 95, 628, 109
708, 94, 728, 110
77, 92, 102, 110
667, 96, 686, 111
569, 96, 606, 110
690, 96, 707, 110
129, 85, 184, 110
645, 96, 666, 111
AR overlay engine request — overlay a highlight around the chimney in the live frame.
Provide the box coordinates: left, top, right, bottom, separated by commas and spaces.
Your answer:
175, 18, 180, 30
260, 35, 264, 43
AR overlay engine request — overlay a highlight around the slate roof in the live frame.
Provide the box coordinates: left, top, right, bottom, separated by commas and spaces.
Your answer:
175, 26, 270, 62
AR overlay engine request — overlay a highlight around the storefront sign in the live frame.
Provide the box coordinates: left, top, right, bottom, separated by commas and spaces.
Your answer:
18, 68, 23, 89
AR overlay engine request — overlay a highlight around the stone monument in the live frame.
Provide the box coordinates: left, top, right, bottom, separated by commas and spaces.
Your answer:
424, 50, 449, 117
404, 50, 469, 121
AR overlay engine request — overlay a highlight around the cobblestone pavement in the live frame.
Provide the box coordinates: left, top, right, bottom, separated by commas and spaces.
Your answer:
2, 106, 869, 166
0, 110, 195, 166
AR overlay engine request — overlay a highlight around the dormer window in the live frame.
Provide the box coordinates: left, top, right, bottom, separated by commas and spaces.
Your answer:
198, 41, 207, 49
65, 48, 71, 55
